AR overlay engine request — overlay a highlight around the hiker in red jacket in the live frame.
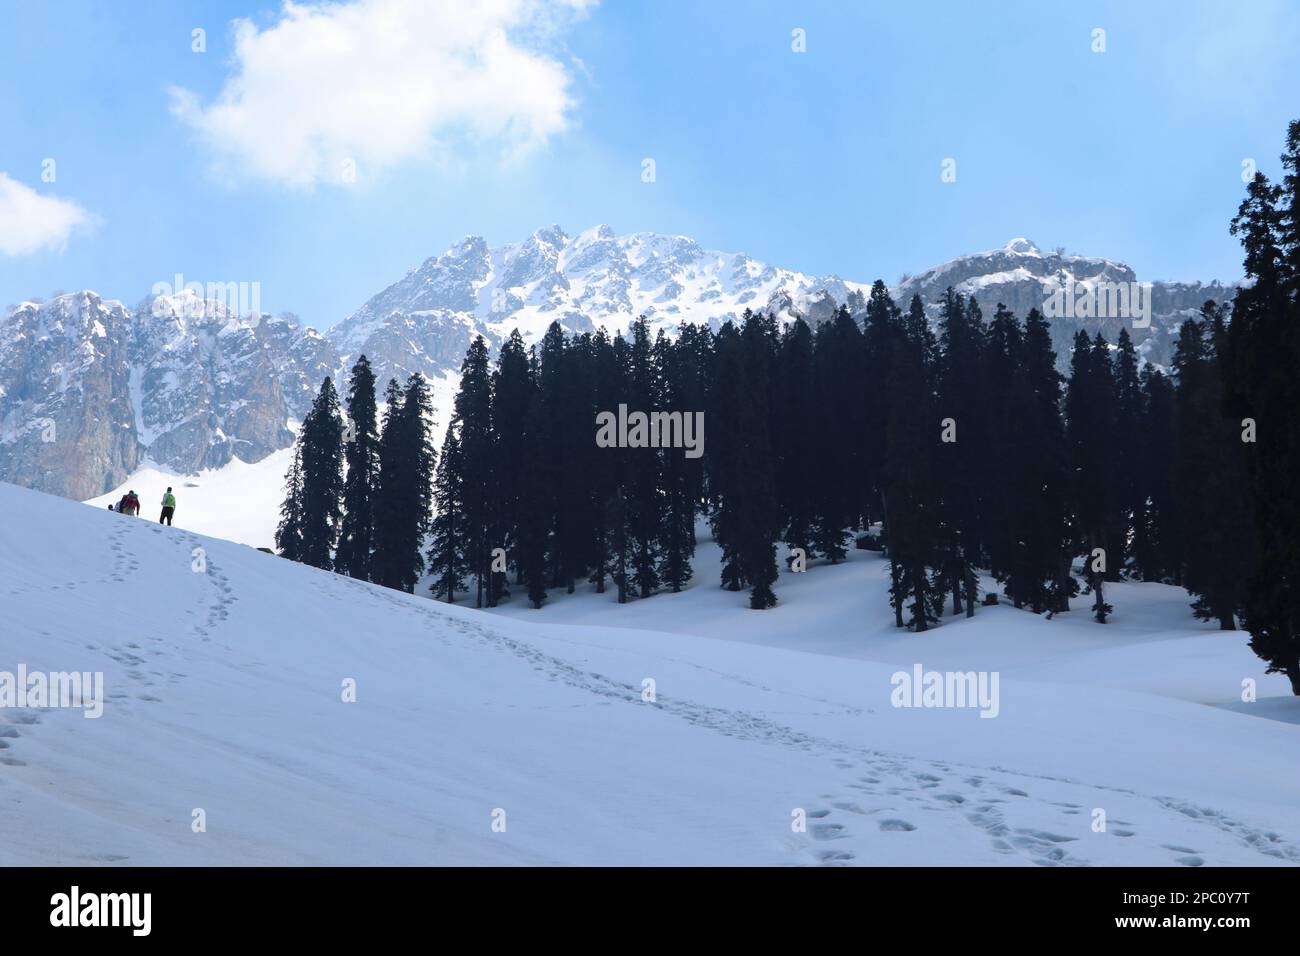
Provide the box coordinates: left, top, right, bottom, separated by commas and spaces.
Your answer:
118, 490, 141, 516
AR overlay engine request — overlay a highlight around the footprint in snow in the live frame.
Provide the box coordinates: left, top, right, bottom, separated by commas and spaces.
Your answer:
879, 819, 917, 832
816, 849, 855, 864
811, 822, 846, 840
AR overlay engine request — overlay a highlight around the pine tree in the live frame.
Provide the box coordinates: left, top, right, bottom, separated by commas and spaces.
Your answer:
556, 332, 596, 594
675, 323, 712, 518
517, 386, 552, 609
427, 426, 467, 602
1225, 122, 1300, 693
1110, 330, 1144, 579
623, 318, 663, 599
737, 313, 781, 609
1138, 365, 1181, 582
711, 321, 746, 593
397, 372, 436, 592
863, 281, 905, 528
297, 377, 345, 571
587, 330, 622, 594
454, 337, 495, 607
536, 323, 569, 589
809, 306, 861, 563
491, 331, 533, 596
981, 303, 1024, 589
1172, 306, 1252, 629
1066, 333, 1117, 622
656, 331, 696, 592
774, 318, 817, 564
711, 313, 780, 608
371, 378, 406, 589
275, 443, 306, 562
935, 288, 984, 617
1009, 308, 1070, 615
883, 295, 944, 630
335, 355, 379, 580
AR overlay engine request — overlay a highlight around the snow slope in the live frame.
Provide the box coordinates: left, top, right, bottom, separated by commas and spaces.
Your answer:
1, 483, 1297, 866
86, 449, 295, 550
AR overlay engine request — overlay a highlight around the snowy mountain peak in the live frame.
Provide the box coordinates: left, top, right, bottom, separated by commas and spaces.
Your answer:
326, 225, 874, 385
1004, 237, 1042, 256
445, 234, 489, 260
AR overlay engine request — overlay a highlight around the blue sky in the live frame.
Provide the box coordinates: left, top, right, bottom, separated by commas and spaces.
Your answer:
1, 0, 1297, 329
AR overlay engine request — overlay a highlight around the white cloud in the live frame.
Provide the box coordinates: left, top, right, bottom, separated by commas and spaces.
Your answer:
0, 173, 95, 256
170, 0, 595, 188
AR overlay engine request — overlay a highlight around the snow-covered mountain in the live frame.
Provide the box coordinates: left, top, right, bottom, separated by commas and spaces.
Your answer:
896, 238, 1237, 367
0, 229, 1235, 501
329, 224, 865, 387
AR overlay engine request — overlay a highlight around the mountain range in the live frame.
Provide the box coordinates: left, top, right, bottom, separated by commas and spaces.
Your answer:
0, 228, 1237, 500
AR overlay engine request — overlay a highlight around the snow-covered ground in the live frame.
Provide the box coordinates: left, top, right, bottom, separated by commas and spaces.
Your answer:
87, 450, 294, 551
3, 482, 1298, 866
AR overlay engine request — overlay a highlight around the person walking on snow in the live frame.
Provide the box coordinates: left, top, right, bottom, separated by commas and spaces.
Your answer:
119, 490, 140, 516
160, 487, 176, 526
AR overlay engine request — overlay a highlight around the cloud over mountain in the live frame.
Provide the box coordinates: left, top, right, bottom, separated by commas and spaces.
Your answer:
170, 0, 594, 188
0, 173, 95, 256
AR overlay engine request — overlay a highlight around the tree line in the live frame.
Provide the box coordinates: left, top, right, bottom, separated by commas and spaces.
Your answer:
276, 118, 1300, 694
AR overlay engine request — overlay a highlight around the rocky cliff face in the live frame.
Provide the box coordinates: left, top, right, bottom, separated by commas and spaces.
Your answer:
0, 291, 330, 499
0, 229, 1236, 500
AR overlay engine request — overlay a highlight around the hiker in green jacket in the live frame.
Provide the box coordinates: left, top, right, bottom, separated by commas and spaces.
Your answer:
160, 487, 177, 526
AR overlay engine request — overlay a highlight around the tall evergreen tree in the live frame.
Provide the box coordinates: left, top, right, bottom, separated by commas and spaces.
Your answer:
623, 318, 663, 598
335, 355, 379, 580
1008, 308, 1070, 614
883, 295, 944, 630
1172, 306, 1252, 629
491, 331, 533, 595
1137, 365, 1181, 583
371, 375, 435, 593
712, 313, 781, 608
774, 318, 818, 563
296, 377, 345, 571
809, 306, 862, 562
371, 378, 406, 589
1110, 330, 1145, 579
517, 383, 553, 609
737, 313, 781, 609
453, 337, 496, 607
1226, 122, 1300, 692
1066, 333, 1118, 622
275, 443, 306, 563
863, 281, 905, 526
981, 303, 1024, 589
656, 331, 696, 592
935, 288, 984, 616
587, 330, 622, 594
427, 425, 467, 602
398, 372, 436, 591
